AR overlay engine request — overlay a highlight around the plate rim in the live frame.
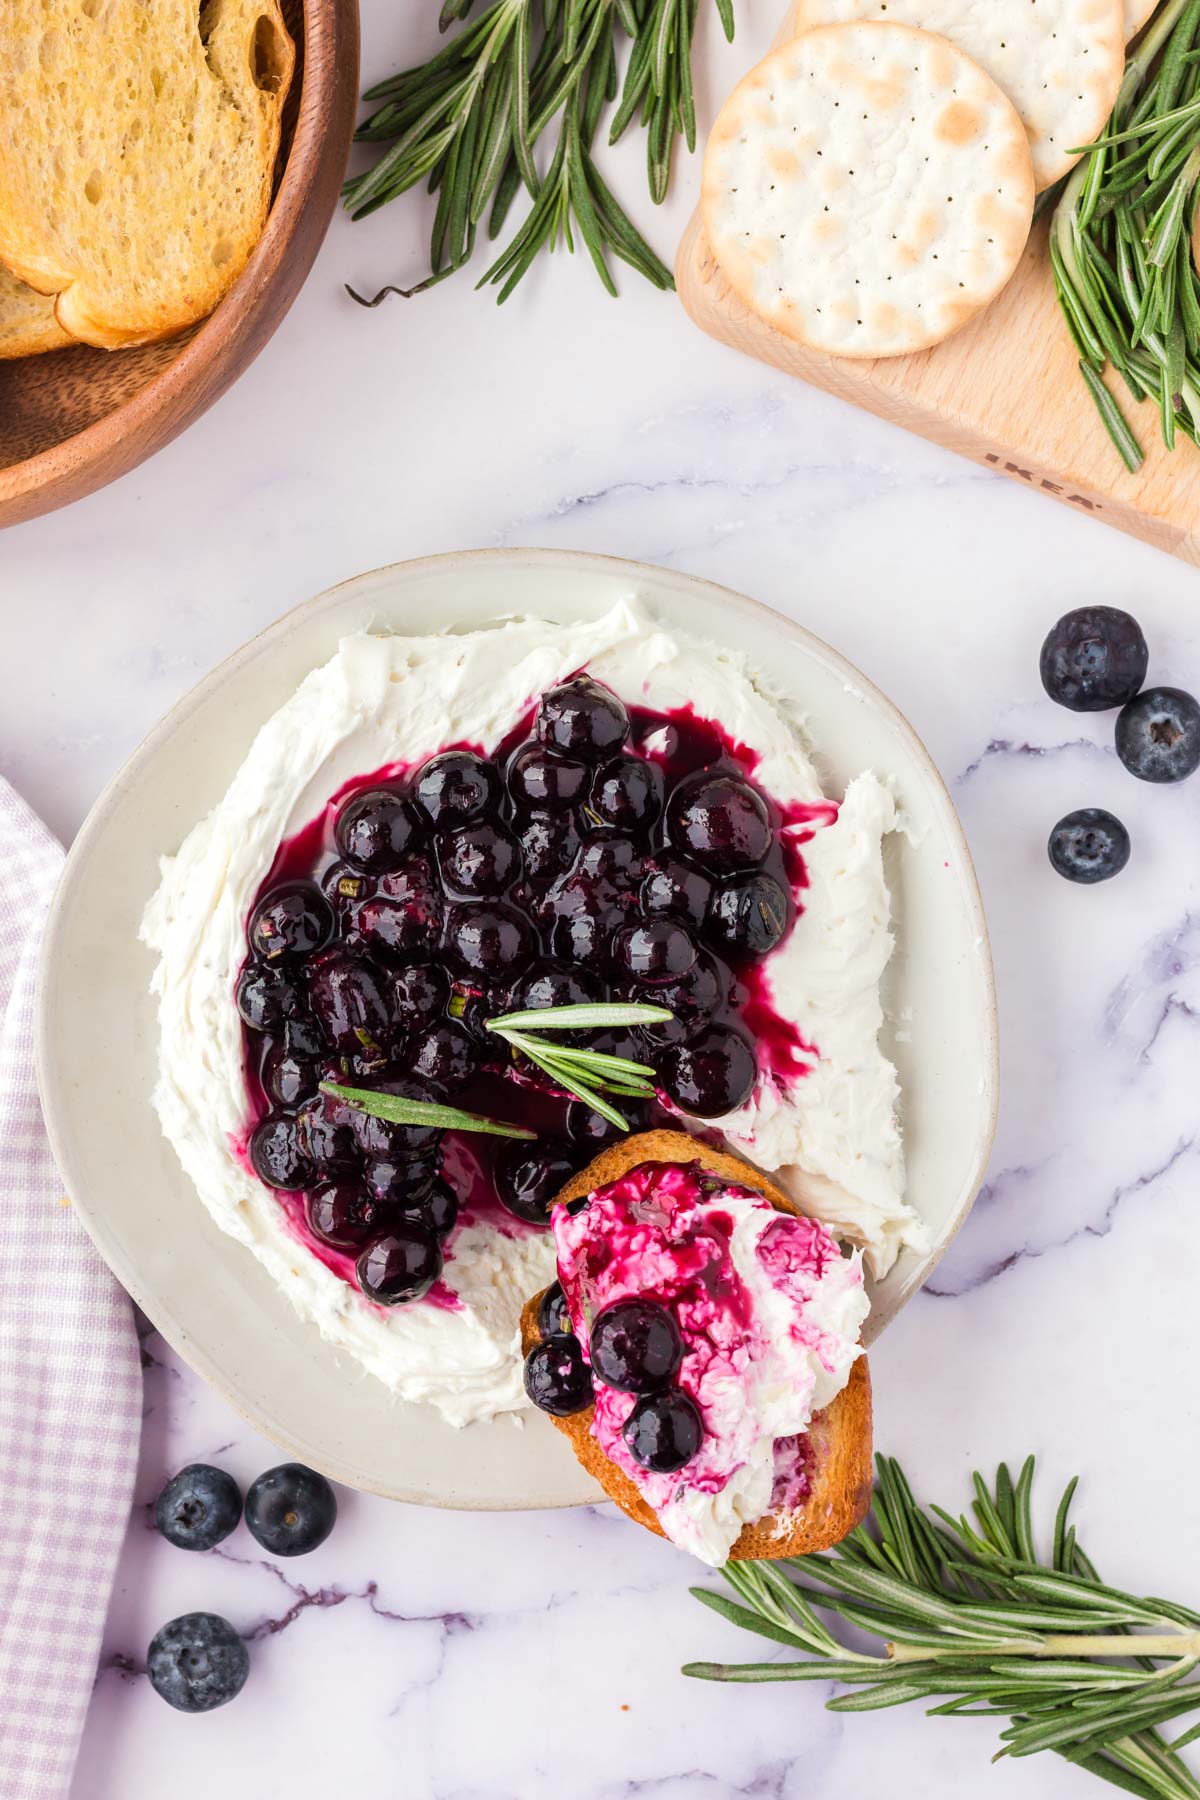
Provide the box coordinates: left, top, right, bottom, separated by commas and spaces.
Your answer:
34, 546, 999, 1506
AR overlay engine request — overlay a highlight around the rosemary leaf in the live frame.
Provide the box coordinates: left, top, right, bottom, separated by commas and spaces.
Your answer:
320, 1081, 535, 1139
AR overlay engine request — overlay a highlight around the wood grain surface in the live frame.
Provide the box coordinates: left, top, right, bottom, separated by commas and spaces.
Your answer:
676, 62, 1200, 565
0, 0, 360, 531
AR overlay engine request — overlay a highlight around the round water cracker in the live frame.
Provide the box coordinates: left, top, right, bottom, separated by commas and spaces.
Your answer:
701, 23, 1035, 360
788, 0, 1124, 190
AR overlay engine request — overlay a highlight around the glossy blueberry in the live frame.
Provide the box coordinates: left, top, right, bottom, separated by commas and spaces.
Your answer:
320, 859, 373, 913
706, 872, 790, 959
611, 920, 698, 983
386, 966, 445, 1035
363, 1153, 439, 1209
244, 1463, 338, 1557
1115, 686, 1200, 784
589, 756, 662, 831
640, 856, 714, 928
494, 1141, 579, 1226
282, 1011, 326, 1059
576, 833, 643, 885
439, 821, 521, 897
537, 1280, 572, 1339
147, 1613, 249, 1713
235, 964, 300, 1032
444, 901, 536, 979
1047, 809, 1131, 884
523, 1336, 593, 1415
536, 675, 629, 761
589, 1298, 683, 1394
659, 1025, 757, 1117
296, 1084, 363, 1174
518, 811, 580, 884
357, 1222, 443, 1304
307, 951, 391, 1055
154, 1465, 242, 1553
566, 1097, 646, 1149
413, 750, 500, 830
248, 881, 333, 963
546, 890, 622, 967
410, 1020, 481, 1093
334, 787, 421, 874
356, 857, 442, 961
507, 742, 590, 811
305, 1181, 387, 1251
419, 1177, 459, 1241
641, 952, 725, 1043
623, 1390, 703, 1473
262, 1043, 319, 1110
249, 1114, 314, 1191
667, 773, 772, 874
512, 964, 603, 1014
1040, 607, 1148, 712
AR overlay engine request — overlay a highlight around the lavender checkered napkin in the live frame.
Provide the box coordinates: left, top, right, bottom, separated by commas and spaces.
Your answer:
0, 779, 142, 1799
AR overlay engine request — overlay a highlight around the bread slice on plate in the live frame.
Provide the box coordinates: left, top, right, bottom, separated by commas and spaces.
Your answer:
0, 0, 295, 350
0, 269, 72, 360
521, 1129, 874, 1561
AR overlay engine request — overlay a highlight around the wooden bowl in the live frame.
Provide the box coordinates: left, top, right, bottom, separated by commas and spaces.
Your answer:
0, 0, 360, 531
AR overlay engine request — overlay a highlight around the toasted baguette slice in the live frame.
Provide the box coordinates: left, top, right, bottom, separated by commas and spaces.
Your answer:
0, 0, 295, 349
0, 269, 72, 360
522, 1129, 873, 1561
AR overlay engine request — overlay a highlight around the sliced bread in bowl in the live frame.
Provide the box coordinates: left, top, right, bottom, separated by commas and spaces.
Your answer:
522, 1128, 873, 1561
0, 269, 72, 360
0, 0, 295, 349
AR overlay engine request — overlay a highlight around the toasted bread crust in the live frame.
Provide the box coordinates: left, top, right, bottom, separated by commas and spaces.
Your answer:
524, 1129, 874, 1561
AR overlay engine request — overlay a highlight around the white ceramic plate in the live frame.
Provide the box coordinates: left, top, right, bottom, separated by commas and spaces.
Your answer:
36, 550, 997, 1508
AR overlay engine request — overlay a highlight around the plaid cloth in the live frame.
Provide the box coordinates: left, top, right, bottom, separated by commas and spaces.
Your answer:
0, 780, 142, 1799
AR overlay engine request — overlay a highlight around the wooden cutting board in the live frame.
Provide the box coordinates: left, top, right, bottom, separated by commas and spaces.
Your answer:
676, 148, 1200, 567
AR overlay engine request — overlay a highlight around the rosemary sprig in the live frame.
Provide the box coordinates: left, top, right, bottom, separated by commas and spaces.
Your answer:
487, 1001, 671, 1131
320, 1081, 536, 1139
1053, 0, 1200, 467
685, 1457, 1200, 1799
343, 0, 733, 301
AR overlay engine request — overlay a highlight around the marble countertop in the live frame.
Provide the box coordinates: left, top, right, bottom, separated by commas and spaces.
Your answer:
5, 5, 1200, 1796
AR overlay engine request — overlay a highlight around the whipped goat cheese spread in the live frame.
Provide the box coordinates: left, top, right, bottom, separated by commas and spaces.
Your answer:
141, 598, 920, 1426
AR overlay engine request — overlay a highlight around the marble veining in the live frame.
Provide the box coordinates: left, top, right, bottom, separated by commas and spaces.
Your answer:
4, 2, 1200, 1794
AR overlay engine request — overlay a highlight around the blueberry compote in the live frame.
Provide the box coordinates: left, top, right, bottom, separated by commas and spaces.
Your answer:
235, 676, 819, 1308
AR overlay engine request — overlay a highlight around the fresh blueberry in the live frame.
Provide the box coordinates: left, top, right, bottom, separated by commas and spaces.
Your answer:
147, 1612, 249, 1712
523, 1336, 593, 1415
443, 901, 536, 979
334, 788, 422, 874
1047, 809, 1131, 884
537, 1280, 572, 1338
536, 676, 629, 761
363, 1154, 439, 1208
154, 1465, 242, 1552
1115, 686, 1200, 784
610, 920, 698, 983
706, 872, 790, 959
244, 1463, 338, 1557
262, 1044, 319, 1110
357, 1223, 443, 1303
623, 1390, 703, 1473
439, 821, 522, 897
248, 881, 333, 963
1040, 607, 1148, 712
589, 1298, 683, 1394
640, 856, 714, 928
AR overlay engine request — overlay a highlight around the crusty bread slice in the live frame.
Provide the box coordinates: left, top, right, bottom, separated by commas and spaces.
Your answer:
0, 0, 295, 350
0, 269, 72, 360
523, 1129, 873, 1561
